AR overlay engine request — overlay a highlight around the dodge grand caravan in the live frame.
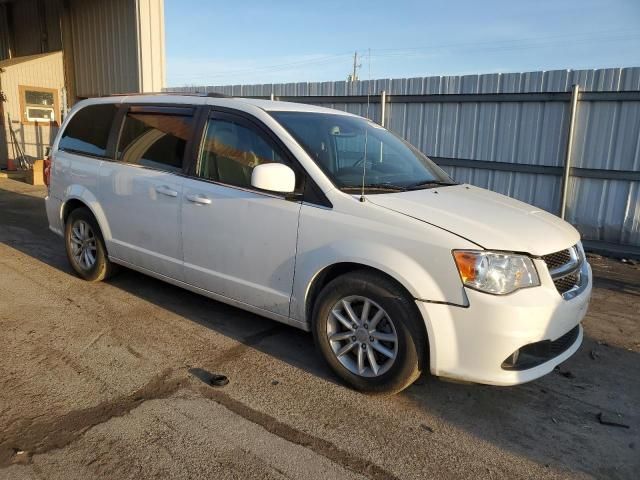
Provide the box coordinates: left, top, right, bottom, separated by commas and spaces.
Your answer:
45, 94, 591, 394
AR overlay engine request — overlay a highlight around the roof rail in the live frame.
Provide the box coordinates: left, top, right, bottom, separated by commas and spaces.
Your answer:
100, 91, 231, 98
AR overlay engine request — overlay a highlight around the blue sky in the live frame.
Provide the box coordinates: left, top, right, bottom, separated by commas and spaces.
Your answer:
165, 0, 640, 87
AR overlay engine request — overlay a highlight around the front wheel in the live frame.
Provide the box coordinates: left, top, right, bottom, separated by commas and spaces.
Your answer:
312, 270, 426, 394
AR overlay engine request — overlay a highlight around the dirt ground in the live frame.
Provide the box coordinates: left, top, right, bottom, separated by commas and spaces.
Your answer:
0, 177, 638, 480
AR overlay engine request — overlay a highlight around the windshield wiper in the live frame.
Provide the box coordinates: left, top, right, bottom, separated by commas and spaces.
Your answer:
340, 183, 408, 192
407, 180, 458, 190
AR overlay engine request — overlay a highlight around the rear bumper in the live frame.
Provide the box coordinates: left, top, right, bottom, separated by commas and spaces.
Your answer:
418, 261, 591, 386
45, 195, 63, 236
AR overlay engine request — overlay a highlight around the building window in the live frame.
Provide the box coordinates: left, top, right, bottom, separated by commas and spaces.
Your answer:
19, 86, 59, 125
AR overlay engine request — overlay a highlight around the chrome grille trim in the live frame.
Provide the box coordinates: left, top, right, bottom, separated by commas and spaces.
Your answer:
541, 244, 588, 299
544, 246, 580, 278
542, 249, 572, 271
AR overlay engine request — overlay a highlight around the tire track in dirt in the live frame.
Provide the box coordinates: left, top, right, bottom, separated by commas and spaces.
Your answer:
194, 383, 402, 480
0, 369, 184, 467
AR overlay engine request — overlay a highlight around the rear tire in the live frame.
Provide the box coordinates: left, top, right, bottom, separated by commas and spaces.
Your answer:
312, 270, 426, 394
64, 208, 115, 282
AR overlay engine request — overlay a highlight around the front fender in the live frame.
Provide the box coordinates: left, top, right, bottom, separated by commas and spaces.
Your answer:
300, 240, 449, 307
291, 240, 458, 371
292, 202, 474, 321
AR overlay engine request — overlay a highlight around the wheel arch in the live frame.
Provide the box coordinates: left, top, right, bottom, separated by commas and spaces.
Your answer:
61, 186, 112, 241
304, 261, 432, 368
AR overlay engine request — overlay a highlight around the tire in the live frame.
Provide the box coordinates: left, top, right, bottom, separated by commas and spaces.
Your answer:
312, 270, 426, 394
64, 207, 116, 282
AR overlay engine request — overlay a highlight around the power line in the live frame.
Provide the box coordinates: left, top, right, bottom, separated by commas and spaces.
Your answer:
171, 52, 353, 80
364, 28, 640, 55
169, 29, 640, 84
369, 33, 640, 59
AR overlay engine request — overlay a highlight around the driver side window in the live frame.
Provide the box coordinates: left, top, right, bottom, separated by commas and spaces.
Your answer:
198, 118, 283, 188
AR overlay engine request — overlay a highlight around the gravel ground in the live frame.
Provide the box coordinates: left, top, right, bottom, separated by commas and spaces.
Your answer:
0, 178, 638, 480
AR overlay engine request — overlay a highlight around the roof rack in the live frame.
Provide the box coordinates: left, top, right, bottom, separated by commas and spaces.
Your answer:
102, 91, 231, 98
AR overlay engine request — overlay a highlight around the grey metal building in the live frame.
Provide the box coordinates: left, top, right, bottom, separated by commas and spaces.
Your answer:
168, 68, 640, 254
0, 0, 165, 167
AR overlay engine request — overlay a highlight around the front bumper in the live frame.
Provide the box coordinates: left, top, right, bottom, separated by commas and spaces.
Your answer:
418, 260, 592, 386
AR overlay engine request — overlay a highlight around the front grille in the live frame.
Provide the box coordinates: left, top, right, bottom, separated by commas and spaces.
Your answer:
502, 325, 581, 370
542, 249, 572, 271
541, 245, 583, 298
554, 273, 579, 294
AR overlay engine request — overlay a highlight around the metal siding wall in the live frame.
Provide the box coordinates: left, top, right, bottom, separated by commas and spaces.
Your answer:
44, 0, 63, 51
0, 5, 10, 60
2, 52, 65, 161
167, 68, 640, 247
68, 0, 139, 97
10, 0, 42, 56
136, 0, 166, 92
0, 0, 63, 61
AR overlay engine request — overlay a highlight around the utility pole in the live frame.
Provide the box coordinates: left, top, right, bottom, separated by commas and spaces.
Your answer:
348, 51, 361, 82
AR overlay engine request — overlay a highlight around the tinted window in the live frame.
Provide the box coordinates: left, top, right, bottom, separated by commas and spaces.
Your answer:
198, 118, 284, 188
59, 104, 118, 157
118, 113, 193, 173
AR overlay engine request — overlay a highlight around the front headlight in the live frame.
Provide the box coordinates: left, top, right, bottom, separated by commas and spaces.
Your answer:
453, 250, 540, 295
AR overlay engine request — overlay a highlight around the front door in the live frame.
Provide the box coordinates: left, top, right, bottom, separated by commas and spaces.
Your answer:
98, 106, 196, 280
181, 111, 302, 317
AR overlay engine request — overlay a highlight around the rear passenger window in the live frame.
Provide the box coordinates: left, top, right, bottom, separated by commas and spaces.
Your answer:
58, 104, 117, 157
117, 112, 193, 173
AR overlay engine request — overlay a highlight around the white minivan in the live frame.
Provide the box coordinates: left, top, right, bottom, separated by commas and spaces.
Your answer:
45, 94, 591, 394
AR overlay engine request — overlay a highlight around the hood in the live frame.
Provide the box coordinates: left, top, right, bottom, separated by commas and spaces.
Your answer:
367, 184, 580, 256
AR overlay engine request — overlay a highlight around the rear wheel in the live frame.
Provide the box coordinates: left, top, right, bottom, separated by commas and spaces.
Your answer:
64, 208, 115, 282
312, 270, 426, 394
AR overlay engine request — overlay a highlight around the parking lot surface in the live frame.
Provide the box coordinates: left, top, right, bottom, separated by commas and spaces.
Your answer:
0, 178, 638, 479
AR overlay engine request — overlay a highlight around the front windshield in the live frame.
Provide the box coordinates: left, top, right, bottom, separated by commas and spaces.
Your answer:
271, 111, 455, 192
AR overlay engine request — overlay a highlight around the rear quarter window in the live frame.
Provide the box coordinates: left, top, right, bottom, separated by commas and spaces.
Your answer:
58, 103, 118, 157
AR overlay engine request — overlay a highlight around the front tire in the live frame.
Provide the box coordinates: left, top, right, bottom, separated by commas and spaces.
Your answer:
312, 270, 426, 394
64, 208, 115, 282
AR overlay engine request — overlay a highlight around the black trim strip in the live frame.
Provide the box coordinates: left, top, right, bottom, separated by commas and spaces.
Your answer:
433, 157, 640, 182
417, 299, 469, 308
57, 148, 110, 161
128, 105, 195, 115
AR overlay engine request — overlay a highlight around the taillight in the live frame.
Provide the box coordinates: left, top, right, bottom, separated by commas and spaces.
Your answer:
44, 155, 52, 189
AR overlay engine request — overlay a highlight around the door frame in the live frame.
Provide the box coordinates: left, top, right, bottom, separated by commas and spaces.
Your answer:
186, 105, 332, 208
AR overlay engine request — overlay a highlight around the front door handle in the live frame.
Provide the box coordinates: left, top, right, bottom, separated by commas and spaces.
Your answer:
155, 185, 178, 197
186, 194, 212, 205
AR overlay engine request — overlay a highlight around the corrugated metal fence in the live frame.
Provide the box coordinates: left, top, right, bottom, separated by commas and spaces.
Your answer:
167, 68, 640, 253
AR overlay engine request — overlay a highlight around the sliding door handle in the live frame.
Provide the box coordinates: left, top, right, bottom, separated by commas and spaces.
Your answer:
155, 185, 178, 197
186, 194, 212, 205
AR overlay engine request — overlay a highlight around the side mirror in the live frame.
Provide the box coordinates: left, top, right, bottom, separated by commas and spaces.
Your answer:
251, 163, 296, 194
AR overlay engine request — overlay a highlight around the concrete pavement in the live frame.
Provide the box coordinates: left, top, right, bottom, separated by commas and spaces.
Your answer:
0, 178, 638, 479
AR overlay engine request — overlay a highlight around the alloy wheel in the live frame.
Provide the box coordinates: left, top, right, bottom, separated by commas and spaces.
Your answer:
70, 219, 97, 270
326, 295, 398, 377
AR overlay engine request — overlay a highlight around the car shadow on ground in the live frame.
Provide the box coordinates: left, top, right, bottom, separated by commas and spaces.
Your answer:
1, 183, 638, 478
